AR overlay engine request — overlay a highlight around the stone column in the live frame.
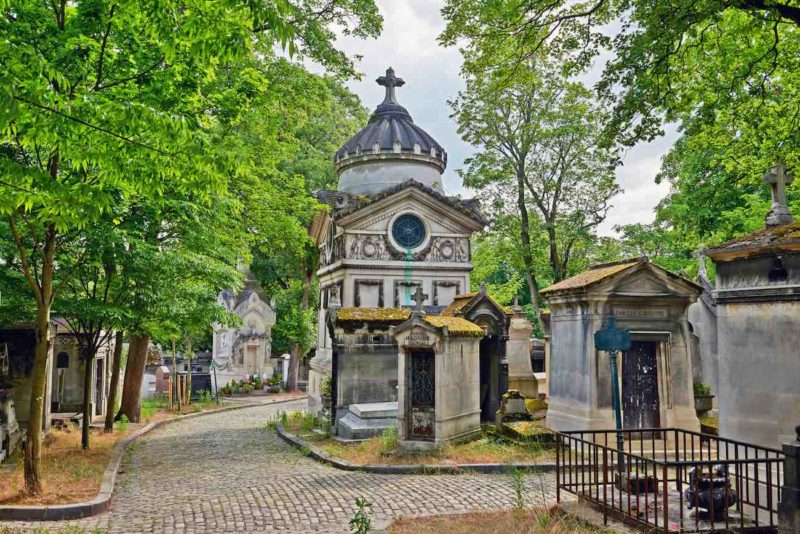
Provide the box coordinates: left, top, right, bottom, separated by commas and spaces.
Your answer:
780, 426, 800, 533
506, 303, 538, 398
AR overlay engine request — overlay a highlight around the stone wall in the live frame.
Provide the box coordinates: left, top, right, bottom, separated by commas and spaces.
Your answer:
717, 299, 800, 448
435, 337, 481, 445
333, 330, 398, 426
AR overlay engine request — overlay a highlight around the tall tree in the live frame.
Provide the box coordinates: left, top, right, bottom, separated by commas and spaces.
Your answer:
1, 0, 380, 493
441, 0, 800, 147
452, 58, 619, 323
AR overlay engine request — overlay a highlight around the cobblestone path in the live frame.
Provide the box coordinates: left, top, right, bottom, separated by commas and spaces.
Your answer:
6, 400, 557, 533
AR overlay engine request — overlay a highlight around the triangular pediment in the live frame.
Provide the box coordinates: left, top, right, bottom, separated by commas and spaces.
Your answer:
597, 263, 701, 298
335, 184, 485, 234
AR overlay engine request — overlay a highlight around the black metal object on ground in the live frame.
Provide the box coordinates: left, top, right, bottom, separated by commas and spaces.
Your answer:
556, 428, 784, 533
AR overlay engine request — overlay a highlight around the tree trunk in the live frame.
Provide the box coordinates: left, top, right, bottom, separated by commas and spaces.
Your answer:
516, 173, 545, 331
171, 337, 180, 411
81, 346, 94, 449
104, 330, 124, 432
546, 224, 565, 282
117, 333, 149, 423
24, 299, 52, 495
287, 266, 312, 392
184, 336, 192, 404
287, 344, 300, 392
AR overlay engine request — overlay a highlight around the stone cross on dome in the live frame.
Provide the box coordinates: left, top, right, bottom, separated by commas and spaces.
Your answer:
377, 67, 405, 105
764, 162, 795, 227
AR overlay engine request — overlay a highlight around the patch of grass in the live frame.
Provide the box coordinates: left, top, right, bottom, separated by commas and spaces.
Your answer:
316, 434, 551, 466
140, 394, 169, 421
280, 412, 554, 466
0, 426, 131, 506
389, 508, 613, 534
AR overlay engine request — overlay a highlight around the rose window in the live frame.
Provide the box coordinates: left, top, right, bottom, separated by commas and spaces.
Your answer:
392, 214, 426, 249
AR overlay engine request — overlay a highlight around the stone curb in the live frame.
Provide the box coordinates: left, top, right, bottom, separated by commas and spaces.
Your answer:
0, 396, 307, 522
276, 422, 557, 475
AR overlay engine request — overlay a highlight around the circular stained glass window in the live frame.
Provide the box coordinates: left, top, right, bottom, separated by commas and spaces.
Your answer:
392, 214, 427, 249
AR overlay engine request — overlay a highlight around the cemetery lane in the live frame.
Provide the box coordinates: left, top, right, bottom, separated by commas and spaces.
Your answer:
5, 399, 557, 533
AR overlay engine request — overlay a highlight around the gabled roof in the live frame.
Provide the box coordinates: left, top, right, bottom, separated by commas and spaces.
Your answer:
541, 258, 644, 295
540, 257, 700, 296
440, 290, 512, 317
325, 179, 487, 227
704, 222, 800, 262
333, 307, 485, 337
423, 316, 485, 337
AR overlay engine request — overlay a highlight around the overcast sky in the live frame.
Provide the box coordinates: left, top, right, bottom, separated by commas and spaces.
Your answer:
332, 0, 676, 235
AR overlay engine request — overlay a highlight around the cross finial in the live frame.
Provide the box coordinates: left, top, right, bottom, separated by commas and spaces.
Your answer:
763, 162, 795, 227
411, 286, 427, 316
376, 67, 405, 105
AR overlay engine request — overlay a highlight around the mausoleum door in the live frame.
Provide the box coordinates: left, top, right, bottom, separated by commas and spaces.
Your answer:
621, 341, 661, 436
408, 350, 435, 440
95, 358, 104, 416
479, 336, 499, 422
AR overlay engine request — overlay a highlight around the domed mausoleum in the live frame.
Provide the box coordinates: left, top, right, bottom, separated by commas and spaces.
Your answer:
334, 67, 447, 195
306, 68, 538, 449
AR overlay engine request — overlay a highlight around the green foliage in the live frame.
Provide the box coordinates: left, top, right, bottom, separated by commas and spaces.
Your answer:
289, 411, 316, 433
348, 497, 373, 534
453, 56, 620, 316
378, 426, 398, 453
694, 383, 712, 396
141, 394, 168, 421
116, 414, 129, 432
441, 0, 800, 149
269, 279, 318, 356
510, 468, 526, 510
320, 376, 333, 398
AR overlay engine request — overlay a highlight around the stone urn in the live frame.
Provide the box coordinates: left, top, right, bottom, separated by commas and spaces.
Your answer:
694, 394, 714, 414
684, 465, 738, 521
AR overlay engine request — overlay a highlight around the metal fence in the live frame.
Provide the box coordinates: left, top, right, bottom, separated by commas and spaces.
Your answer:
556, 428, 784, 533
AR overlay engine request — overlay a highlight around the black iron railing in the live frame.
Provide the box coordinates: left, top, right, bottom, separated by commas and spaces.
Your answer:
556, 428, 784, 533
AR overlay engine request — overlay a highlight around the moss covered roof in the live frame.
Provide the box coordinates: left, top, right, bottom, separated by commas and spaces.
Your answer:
540, 258, 644, 295
440, 291, 512, 317
336, 307, 411, 322
704, 222, 800, 260
423, 316, 486, 337
334, 307, 485, 337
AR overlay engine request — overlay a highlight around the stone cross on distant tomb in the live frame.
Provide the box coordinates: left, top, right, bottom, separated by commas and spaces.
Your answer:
411, 286, 428, 317
763, 162, 795, 227
377, 67, 405, 105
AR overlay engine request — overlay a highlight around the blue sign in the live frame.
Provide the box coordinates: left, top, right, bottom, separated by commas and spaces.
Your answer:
594, 316, 631, 352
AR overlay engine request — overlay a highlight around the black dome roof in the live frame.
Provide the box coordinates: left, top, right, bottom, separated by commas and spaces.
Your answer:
334, 68, 447, 173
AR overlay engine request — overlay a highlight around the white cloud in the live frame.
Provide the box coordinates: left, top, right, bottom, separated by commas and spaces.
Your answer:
332, 0, 677, 237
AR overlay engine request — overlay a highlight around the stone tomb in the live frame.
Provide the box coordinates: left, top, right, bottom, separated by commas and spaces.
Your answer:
392, 290, 484, 449
338, 401, 398, 440
542, 258, 702, 438
702, 163, 800, 449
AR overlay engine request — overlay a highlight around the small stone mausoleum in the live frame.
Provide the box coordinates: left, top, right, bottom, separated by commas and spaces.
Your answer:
212, 272, 276, 391
701, 163, 800, 449
543, 258, 702, 436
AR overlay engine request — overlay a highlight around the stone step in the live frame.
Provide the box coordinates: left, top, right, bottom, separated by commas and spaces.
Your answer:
349, 401, 398, 420
337, 402, 399, 440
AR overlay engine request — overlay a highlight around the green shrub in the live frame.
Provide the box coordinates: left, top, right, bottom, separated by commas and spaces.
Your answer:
379, 426, 398, 453
116, 414, 130, 432
348, 497, 372, 534
320, 376, 333, 398
694, 383, 712, 396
